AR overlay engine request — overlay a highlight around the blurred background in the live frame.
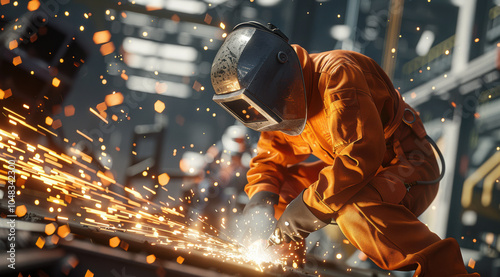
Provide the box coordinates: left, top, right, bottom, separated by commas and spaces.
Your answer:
0, 0, 499, 276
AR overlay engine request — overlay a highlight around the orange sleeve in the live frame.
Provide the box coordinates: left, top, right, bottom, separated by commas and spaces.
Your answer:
303, 62, 386, 215
245, 131, 310, 199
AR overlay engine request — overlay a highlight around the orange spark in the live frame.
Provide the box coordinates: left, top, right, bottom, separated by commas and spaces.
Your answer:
146, 5, 162, 11
27, 0, 40, 11
57, 225, 71, 238
204, 13, 212, 24
89, 107, 108, 124
68, 256, 79, 268
109, 236, 120, 248
45, 116, 53, 126
100, 42, 115, 56
0, 89, 12, 99
13, 56, 22, 66
171, 14, 180, 23
45, 223, 57, 235
154, 100, 165, 113
158, 173, 170, 186
97, 170, 116, 185
64, 105, 75, 117
92, 30, 111, 44
146, 254, 156, 264
193, 80, 202, 92
51, 119, 62, 129
15, 205, 27, 217
8, 40, 17, 50
77, 130, 93, 142
52, 77, 61, 87
177, 256, 185, 264
96, 102, 107, 112
36, 237, 45, 249
51, 235, 60, 244
104, 92, 124, 107
468, 258, 476, 269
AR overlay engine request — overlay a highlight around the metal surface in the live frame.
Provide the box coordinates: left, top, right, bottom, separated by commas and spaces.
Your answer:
0, 214, 396, 277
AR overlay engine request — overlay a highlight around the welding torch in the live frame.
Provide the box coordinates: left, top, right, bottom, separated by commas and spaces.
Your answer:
265, 229, 282, 249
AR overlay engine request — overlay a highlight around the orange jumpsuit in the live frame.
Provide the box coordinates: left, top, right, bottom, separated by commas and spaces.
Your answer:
245, 45, 479, 276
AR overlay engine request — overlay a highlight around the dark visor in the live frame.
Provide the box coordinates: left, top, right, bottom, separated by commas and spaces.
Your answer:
221, 98, 267, 123
213, 88, 282, 131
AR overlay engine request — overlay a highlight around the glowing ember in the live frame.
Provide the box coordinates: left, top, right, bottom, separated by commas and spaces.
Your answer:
158, 173, 170, 186
154, 100, 165, 113
15, 204, 27, 216
45, 223, 57, 235
109, 236, 121, 248
52, 77, 61, 87
93, 30, 112, 44
146, 254, 156, 264
56, 225, 70, 238
36, 237, 45, 249
27, 0, 40, 11
9, 40, 18, 50
13, 56, 22, 66
100, 42, 115, 56
104, 92, 124, 106
0, 89, 12, 99
176, 256, 185, 264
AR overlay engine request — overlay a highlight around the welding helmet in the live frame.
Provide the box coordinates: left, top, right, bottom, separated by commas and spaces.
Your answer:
211, 22, 306, 136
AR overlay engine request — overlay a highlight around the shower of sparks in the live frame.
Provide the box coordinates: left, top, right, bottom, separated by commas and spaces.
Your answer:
0, 106, 285, 271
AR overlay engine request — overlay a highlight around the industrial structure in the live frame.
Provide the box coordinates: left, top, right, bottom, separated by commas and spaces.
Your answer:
0, 0, 499, 276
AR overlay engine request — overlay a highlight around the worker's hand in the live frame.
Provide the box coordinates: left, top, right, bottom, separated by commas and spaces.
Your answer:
268, 190, 329, 245
238, 191, 279, 246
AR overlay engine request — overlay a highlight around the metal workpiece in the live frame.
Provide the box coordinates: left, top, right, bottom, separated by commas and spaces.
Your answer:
0, 215, 388, 277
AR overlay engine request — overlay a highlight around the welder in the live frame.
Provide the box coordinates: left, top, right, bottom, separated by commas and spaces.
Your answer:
210, 21, 480, 276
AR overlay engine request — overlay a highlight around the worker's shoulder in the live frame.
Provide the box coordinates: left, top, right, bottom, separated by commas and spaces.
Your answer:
313, 49, 366, 59
310, 50, 372, 74
292, 45, 376, 75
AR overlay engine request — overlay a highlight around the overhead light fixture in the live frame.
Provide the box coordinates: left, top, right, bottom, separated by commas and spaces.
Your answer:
256, 0, 282, 7
179, 22, 225, 39
165, 0, 207, 14
121, 8, 153, 26
126, 75, 192, 98
124, 53, 197, 76
123, 37, 199, 62
129, 0, 207, 14
203, 0, 229, 5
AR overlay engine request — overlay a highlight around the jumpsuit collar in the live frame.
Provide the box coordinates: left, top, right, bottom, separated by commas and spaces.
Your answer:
292, 44, 314, 120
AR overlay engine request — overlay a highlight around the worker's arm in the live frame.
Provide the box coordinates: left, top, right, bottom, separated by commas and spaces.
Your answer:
303, 62, 386, 217
245, 130, 310, 199
240, 131, 309, 245
269, 62, 387, 244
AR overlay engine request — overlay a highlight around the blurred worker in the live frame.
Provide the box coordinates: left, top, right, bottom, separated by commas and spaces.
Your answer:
185, 124, 254, 230
210, 21, 480, 276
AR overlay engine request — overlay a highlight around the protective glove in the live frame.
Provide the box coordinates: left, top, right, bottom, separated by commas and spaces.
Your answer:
238, 190, 279, 246
268, 190, 330, 245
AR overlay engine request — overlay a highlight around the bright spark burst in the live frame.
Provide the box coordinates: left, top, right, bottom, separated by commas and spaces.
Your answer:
0, 105, 285, 272
243, 240, 281, 268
